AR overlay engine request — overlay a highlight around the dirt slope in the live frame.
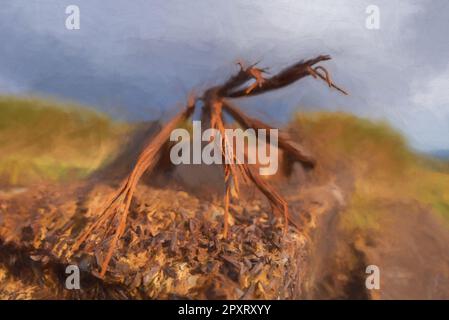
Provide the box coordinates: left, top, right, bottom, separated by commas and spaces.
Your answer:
307, 199, 449, 299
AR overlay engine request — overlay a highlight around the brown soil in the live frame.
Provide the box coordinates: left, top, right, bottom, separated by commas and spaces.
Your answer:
307, 199, 449, 299
1, 169, 448, 299
0, 174, 346, 299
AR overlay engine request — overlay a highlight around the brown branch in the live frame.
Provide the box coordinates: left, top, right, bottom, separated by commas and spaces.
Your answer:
307, 65, 348, 95
222, 99, 316, 169
241, 164, 297, 233
225, 55, 344, 97
71, 95, 196, 278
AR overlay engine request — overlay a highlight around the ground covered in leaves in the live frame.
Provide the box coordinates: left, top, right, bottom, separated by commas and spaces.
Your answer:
0, 178, 341, 299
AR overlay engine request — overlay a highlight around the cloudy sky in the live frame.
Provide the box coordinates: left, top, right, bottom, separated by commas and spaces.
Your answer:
1, 0, 448, 151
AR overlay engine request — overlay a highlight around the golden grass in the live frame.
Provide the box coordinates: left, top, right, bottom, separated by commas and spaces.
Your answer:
0, 96, 130, 186
292, 111, 449, 229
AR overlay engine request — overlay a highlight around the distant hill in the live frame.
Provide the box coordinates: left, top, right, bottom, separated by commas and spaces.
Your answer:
0, 95, 130, 186
430, 149, 449, 159
292, 111, 449, 226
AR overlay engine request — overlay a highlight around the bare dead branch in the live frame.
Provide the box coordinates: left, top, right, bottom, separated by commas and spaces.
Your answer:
71, 95, 196, 278
222, 99, 316, 169
70, 55, 348, 277
225, 55, 346, 97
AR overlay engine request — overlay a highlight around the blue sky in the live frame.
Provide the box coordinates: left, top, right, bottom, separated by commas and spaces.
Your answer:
0, 0, 448, 151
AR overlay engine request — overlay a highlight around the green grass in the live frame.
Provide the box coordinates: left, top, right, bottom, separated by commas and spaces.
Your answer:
0, 96, 130, 186
291, 111, 449, 229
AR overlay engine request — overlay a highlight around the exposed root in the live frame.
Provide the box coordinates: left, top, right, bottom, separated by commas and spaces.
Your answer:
307, 65, 348, 95
236, 60, 269, 94
72, 95, 196, 278
71, 55, 348, 277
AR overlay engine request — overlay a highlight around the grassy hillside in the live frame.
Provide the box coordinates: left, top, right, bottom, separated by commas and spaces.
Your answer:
292, 112, 449, 228
2, 96, 447, 228
0, 96, 130, 186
